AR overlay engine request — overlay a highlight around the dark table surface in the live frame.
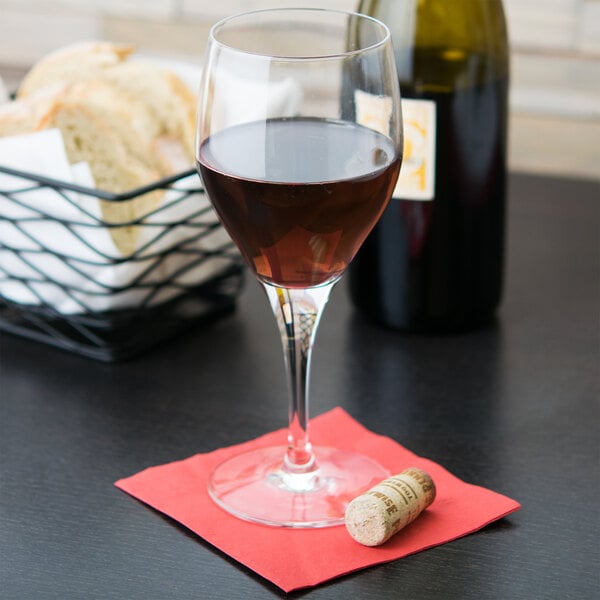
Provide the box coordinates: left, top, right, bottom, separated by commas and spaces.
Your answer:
1, 172, 599, 599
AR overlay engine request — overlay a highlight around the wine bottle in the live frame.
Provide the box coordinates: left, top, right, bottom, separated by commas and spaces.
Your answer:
349, 0, 510, 331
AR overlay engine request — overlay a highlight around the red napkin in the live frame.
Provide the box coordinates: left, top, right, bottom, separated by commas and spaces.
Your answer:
115, 407, 520, 592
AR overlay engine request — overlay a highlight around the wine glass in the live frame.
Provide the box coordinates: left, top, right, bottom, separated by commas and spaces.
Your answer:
196, 8, 403, 527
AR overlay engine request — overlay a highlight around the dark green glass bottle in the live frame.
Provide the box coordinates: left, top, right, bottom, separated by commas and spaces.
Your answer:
349, 0, 510, 331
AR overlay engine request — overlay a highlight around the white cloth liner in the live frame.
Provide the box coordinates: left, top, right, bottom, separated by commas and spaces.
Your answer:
0, 129, 234, 314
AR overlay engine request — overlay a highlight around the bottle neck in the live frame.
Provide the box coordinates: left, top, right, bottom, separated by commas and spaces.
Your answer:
358, 0, 508, 57
357, 0, 509, 90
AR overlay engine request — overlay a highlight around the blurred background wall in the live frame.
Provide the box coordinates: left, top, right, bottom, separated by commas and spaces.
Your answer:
0, 0, 598, 180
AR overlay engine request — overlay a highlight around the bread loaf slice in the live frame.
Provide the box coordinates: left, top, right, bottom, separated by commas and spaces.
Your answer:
0, 83, 67, 137
17, 43, 197, 167
17, 41, 134, 98
35, 100, 162, 256
66, 79, 163, 173
2, 41, 198, 255
101, 60, 197, 161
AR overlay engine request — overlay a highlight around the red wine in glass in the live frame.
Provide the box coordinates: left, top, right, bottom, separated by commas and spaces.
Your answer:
198, 117, 401, 289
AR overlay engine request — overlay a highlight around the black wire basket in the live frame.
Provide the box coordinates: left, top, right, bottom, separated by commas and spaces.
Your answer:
0, 164, 245, 361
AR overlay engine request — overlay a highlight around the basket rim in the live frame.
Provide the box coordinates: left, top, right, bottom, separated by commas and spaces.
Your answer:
0, 163, 201, 201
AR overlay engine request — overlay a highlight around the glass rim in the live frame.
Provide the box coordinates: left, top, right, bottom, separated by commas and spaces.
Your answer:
208, 7, 391, 60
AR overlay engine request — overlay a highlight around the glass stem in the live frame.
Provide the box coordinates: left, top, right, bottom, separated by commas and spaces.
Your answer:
262, 281, 336, 476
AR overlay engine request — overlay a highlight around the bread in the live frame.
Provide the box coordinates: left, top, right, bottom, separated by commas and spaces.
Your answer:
17, 41, 134, 98
0, 83, 67, 136
17, 42, 197, 165
0, 41, 200, 255
66, 79, 163, 172
101, 60, 197, 160
35, 98, 162, 256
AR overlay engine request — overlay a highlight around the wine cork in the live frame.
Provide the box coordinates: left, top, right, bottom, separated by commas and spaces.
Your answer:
345, 467, 436, 546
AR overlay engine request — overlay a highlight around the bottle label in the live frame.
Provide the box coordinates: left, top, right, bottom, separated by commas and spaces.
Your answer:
396, 98, 436, 200
354, 91, 436, 201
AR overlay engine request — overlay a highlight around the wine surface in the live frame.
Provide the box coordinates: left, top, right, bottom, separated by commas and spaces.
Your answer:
350, 47, 508, 331
198, 117, 400, 288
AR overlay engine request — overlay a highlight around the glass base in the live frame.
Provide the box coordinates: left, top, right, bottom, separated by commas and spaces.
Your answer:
208, 446, 389, 528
